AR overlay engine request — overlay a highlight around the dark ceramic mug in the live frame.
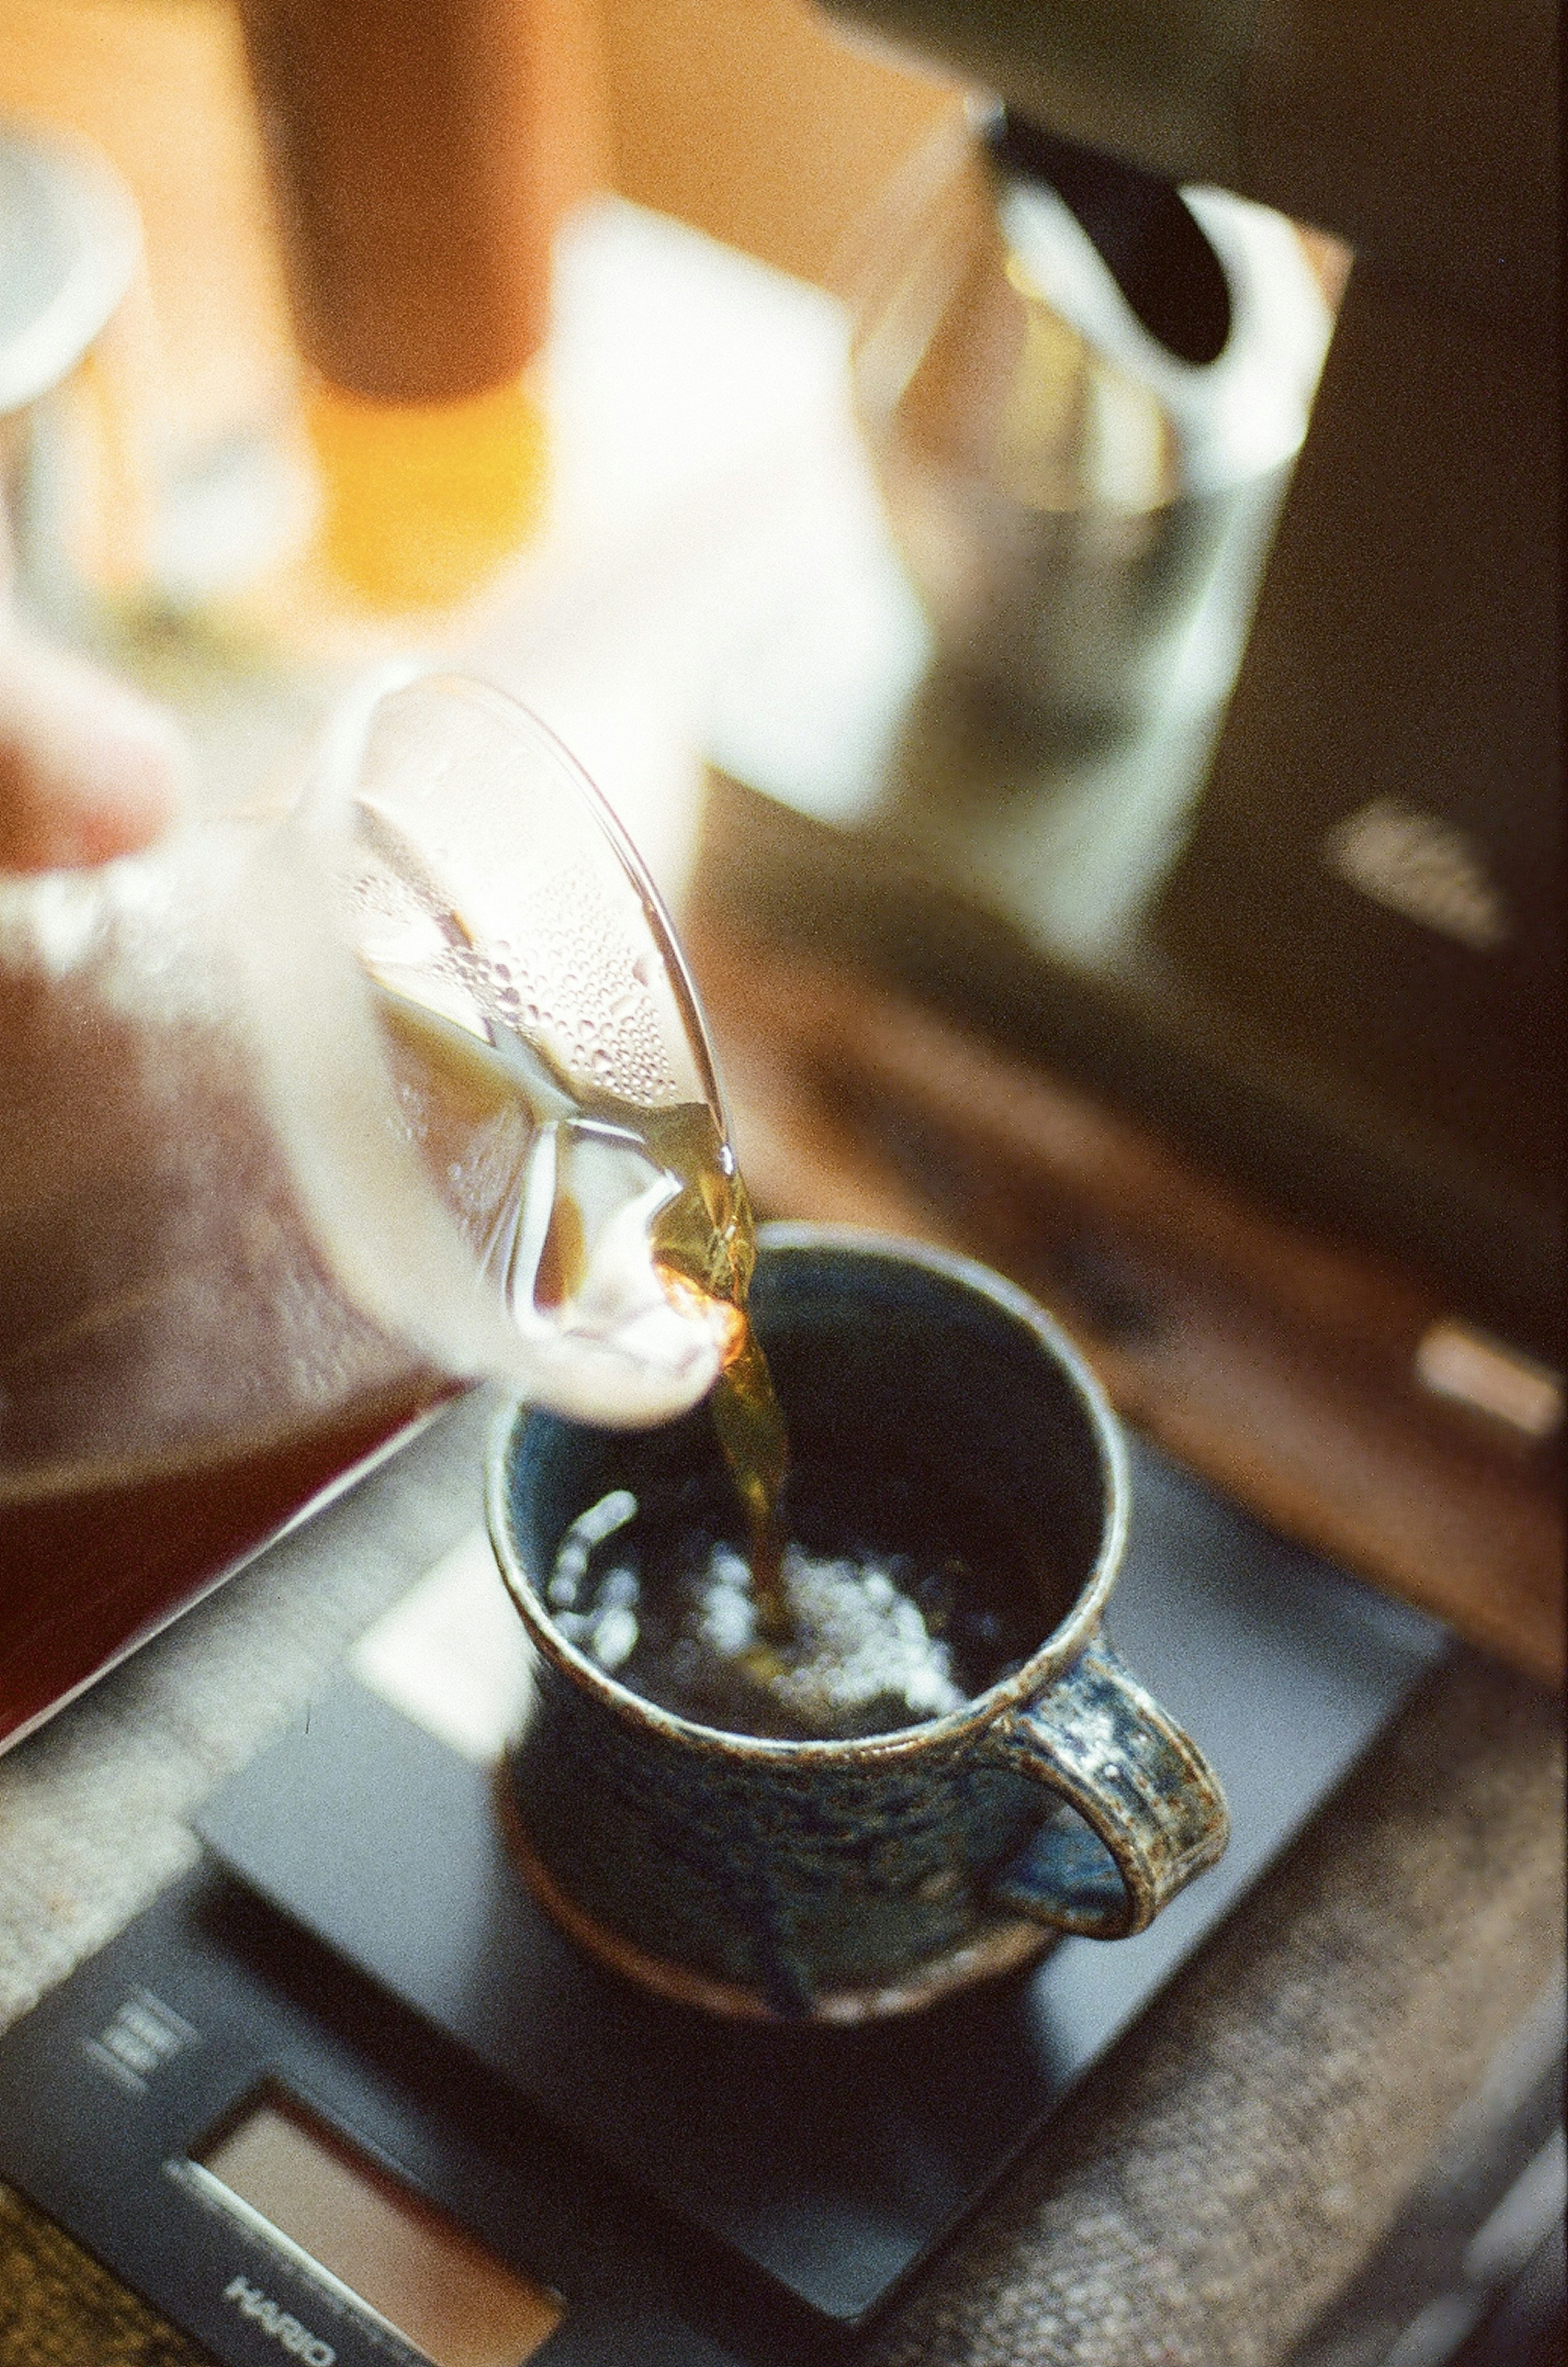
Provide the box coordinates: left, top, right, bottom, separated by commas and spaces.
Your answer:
488, 1226, 1229, 2022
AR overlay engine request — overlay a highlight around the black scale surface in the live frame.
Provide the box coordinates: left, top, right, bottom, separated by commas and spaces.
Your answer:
196, 1429, 1446, 2331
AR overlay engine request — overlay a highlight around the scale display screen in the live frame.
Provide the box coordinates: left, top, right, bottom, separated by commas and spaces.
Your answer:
195, 2085, 565, 2367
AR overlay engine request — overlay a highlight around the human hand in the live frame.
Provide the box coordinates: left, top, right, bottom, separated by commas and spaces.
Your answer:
0, 633, 189, 871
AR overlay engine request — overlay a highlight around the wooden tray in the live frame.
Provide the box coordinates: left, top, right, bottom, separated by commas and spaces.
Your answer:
684, 910, 1564, 1687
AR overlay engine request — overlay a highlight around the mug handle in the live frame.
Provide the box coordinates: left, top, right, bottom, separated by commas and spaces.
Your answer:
977, 1631, 1230, 1939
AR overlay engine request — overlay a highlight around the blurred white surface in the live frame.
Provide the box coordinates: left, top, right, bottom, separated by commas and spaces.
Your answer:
462, 196, 901, 911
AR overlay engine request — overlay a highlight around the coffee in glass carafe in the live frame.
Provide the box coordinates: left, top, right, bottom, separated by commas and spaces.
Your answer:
0, 671, 777, 1745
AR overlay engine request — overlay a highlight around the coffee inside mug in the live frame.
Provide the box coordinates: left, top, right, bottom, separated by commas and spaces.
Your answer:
505, 1239, 1110, 1741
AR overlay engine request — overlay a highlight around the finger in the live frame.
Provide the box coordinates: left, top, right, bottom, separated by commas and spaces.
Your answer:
0, 636, 192, 871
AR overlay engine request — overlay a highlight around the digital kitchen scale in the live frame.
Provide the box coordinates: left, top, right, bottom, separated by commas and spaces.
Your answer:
0, 1427, 1446, 2367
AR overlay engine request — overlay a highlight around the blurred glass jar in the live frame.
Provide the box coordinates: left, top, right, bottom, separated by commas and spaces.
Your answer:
0, 2, 310, 625
848, 106, 1333, 760
0, 118, 156, 630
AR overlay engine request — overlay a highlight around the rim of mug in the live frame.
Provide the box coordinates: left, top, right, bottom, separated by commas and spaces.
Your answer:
485, 1223, 1130, 1761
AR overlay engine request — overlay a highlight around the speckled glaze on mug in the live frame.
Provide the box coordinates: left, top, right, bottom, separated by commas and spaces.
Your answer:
488, 1226, 1229, 2022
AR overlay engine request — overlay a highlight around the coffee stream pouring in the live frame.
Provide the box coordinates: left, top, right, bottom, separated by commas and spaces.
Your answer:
291, 669, 750, 1427
0, 673, 754, 1742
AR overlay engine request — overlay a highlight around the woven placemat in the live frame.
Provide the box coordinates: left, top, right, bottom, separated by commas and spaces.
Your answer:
0, 2182, 204, 2367
0, 1395, 1561, 2367
860, 1649, 1564, 2367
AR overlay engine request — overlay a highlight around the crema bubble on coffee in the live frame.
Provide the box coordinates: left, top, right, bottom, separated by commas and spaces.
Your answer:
542, 1464, 1041, 1741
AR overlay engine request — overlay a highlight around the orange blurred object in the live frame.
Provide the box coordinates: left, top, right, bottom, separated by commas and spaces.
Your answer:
305, 377, 551, 613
